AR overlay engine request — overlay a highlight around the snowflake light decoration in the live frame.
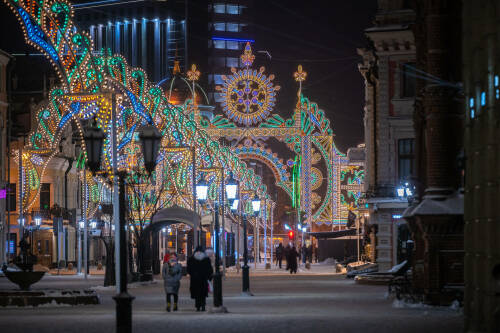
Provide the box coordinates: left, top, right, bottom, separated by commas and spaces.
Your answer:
216, 43, 280, 126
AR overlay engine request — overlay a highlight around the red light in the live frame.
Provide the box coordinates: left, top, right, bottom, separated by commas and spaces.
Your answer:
288, 231, 294, 240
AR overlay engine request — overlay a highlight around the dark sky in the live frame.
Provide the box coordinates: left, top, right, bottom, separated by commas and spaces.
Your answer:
252, 0, 377, 152
0, 0, 378, 151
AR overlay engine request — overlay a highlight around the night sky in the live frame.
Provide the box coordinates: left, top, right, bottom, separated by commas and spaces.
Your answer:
0, 0, 378, 151
252, 0, 378, 152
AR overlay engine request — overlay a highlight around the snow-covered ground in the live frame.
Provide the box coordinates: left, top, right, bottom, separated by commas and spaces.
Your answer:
0, 272, 463, 333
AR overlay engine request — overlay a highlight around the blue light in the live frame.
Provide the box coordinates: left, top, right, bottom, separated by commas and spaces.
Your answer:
469, 97, 474, 108
284, 224, 290, 230
125, 89, 152, 124
392, 214, 402, 219
471, 109, 475, 119
481, 92, 486, 106
72, 0, 123, 8
495, 75, 499, 87
18, 8, 59, 63
211, 36, 255, 43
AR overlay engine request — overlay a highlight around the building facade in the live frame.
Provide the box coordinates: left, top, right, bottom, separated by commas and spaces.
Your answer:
207, 0, 254, 106
74, 0, 188, 83
404, 0, 464, 305
358, 0, 416, 271
463, 1, 500, 331
0, 49, 11, 265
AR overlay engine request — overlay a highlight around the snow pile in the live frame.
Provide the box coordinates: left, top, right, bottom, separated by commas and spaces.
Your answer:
90, 285, 115, 291
318, 258, 337, 266
388, 260, 407, 273
392, 299, 462, 313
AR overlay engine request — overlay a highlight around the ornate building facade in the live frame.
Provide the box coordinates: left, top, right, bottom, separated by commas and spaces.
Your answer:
358, 0, 416, 271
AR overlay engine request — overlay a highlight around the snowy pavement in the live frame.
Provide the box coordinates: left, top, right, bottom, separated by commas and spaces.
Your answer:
0, 273, 463, 332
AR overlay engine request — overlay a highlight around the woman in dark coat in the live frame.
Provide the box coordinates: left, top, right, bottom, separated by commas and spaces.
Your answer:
287, 246, 299, 274
187, 246, 213, 311
162, 255, 182, 312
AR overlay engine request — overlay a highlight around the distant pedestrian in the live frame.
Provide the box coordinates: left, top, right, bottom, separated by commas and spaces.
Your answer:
301, 244, 308, 265
307, 244, 313, 263
284, 244, 291, 270
314, 245, 319, 263
163, 254, 182, 312
275, 243, 284, 269
187, 246, 213, 312
288, 246, 299, 274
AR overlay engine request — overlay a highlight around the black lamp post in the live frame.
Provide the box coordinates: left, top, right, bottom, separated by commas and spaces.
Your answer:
83, 121, 105, 174
138, 125, 162, 175
84, 119, 161, 333
196, 172, 230, 311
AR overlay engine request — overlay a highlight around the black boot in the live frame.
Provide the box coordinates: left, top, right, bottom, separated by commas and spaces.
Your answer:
173, 302, 178, 311
201, 305, 206, 312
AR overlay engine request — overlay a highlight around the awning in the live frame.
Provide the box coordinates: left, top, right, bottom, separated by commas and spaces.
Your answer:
308, 229, 356, 239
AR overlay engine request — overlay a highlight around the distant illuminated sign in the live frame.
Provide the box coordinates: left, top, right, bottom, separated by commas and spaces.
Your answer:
392, 214, 402, 219
0, 189, 6, 199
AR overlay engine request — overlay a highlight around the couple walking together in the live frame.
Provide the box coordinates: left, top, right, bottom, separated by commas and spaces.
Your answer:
162, 246, 213, 312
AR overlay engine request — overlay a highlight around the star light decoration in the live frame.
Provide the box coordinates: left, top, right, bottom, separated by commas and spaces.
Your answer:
187, 64, 200, 82
294, 65, 307, 82
240, 42, 255, 67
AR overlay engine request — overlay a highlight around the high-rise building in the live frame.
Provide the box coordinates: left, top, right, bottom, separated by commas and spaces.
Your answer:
74, 0, 188, 83
207, 1, 254, 106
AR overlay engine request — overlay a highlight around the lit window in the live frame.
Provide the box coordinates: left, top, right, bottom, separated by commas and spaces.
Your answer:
226, 23, 239, 32
213, 22, 225, 31
226, 57, 239, 68
214, 93, 224, 103
226, 4, 239, 14
213, 4, 225, 13
226, 41, 239, 50
469, 97, 475, 119
214, 40, 225, 49
214, 74, 224, 84
481, 91, 486, 106
495, 75, 499, 100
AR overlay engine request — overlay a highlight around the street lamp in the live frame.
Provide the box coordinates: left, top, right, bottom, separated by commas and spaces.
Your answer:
138, 125, 162, 175
84, 121, 105, 174
252, 195, 261, 214
84, 117, 161, 333
196, 171, 229, 311
195, 174, 208, 202
225, 172, 238, 203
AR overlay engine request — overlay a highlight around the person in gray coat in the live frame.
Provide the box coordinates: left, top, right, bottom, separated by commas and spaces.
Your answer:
163, 254, 183, 312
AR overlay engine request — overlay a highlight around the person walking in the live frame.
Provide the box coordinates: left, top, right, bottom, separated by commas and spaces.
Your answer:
307, 244, 313, 263
275, 243, 284, 269
301, 244, 308, 265
288, 246, 299, 274
162, 254, 182, 312
284, 243, 291, 270
187, 246, 213, 312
